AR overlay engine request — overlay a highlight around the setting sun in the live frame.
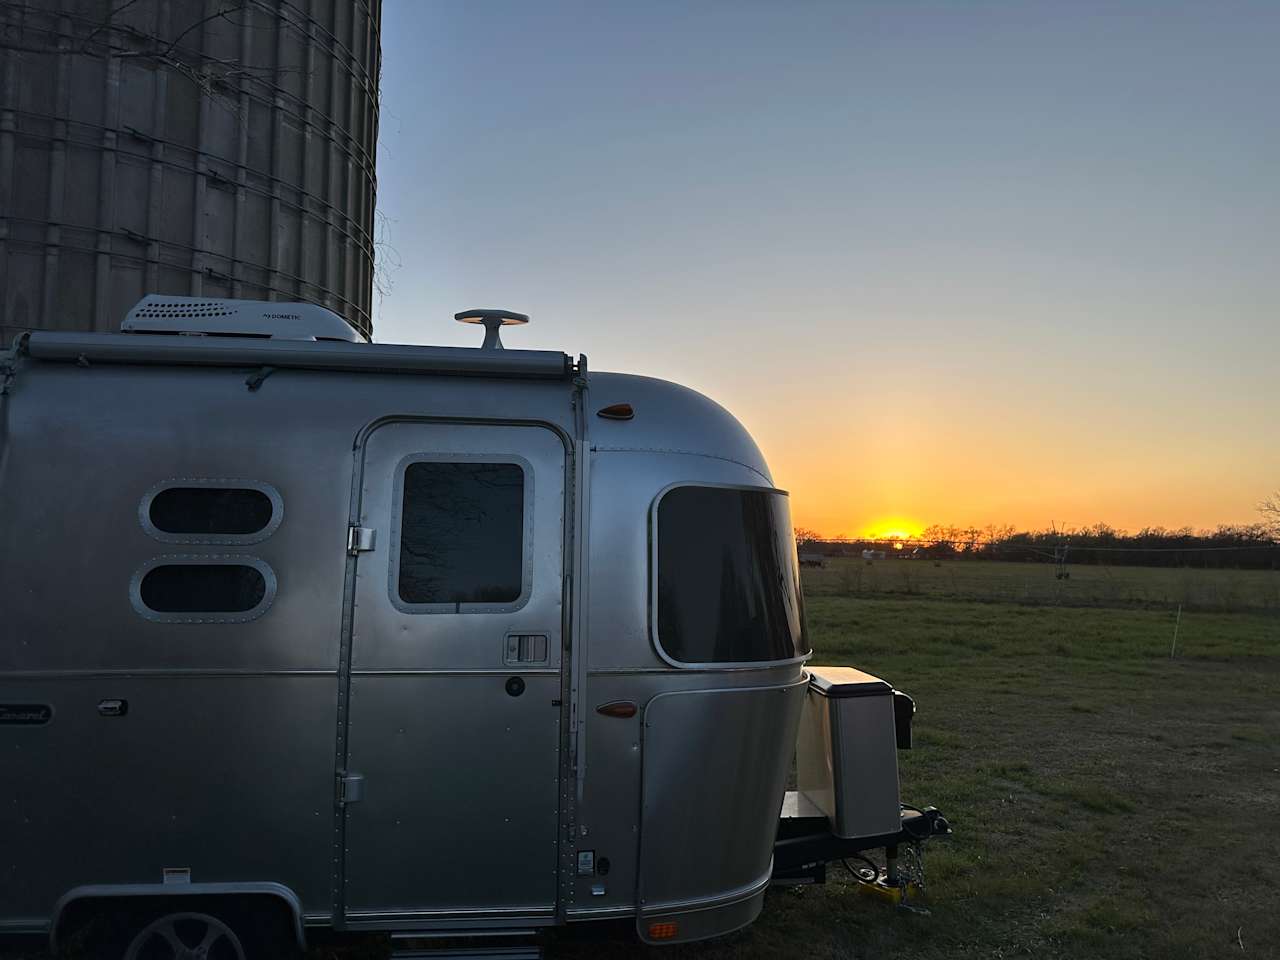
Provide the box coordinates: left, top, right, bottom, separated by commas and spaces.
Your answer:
864, 520, 924, 542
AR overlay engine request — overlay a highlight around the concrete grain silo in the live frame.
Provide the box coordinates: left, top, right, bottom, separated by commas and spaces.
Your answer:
0, 0, 381, 344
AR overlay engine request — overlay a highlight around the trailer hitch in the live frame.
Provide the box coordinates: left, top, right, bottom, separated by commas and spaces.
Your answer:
897, 805, 951, 841
771, 798, 951, 888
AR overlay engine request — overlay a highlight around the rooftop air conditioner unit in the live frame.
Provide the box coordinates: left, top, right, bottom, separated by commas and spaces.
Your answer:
121, 295, 367, 343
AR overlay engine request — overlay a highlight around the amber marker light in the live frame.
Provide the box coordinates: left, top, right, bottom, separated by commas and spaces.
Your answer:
648, 921, 679, 940
597, 402, 635, 420
595, 700, 638, 718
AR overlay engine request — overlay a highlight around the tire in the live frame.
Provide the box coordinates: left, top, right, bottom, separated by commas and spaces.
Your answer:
123, 911, 246, 960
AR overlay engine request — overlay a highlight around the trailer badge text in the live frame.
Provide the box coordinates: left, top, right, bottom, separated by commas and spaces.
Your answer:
0, 704, 52, 725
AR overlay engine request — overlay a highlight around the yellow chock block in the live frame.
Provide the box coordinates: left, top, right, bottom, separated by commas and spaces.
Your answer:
855, 880, 922, 906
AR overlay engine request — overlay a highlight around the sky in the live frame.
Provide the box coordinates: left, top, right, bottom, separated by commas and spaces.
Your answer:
372, 1, 1279, 539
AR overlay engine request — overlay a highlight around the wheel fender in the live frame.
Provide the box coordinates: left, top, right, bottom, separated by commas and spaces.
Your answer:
49, 881, 305, 954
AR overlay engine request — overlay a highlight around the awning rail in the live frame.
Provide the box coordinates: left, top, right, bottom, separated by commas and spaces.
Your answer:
22, 331, 576, 380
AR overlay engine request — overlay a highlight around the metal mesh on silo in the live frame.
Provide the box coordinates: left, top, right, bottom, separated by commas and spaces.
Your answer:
0, 0, 381, 344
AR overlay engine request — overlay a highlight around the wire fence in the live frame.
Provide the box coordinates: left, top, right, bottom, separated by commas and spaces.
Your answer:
797, 547, 1280, 613
797, 534, 1280, 571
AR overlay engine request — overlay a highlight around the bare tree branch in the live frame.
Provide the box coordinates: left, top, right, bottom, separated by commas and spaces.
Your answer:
159, 2, 247, 60
372, 208, 402, 302
79, 0, 151, 49
1260, 492, 1280, 536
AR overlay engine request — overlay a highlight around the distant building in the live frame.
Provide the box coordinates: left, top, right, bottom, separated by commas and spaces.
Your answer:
861, 549, 888, 561
799, 552, 826, 568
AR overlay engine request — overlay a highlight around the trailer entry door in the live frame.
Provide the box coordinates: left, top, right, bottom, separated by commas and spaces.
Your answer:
342, 422, 566, 922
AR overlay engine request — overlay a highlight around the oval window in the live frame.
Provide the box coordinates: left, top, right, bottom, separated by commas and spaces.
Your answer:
149, 487, 275, 537
139, 564, 268, 614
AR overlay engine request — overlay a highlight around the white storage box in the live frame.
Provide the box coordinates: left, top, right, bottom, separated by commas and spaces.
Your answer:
795, 666, 901, 839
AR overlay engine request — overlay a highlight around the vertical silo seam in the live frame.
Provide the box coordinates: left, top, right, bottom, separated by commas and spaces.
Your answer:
322, 0, 340, 317
358, 4, 370, 331
372, 0, 382, 330
353, 2, 366, 323
189, 0, 212, 297
144, 0, 172, 298
231, 1, 252, 300
94, 27, 123, 331
40, 11, 70, 331
366, 0, 378, 328
0, 5, 17, 326
343, 2, 359, 325
298, 0, 316, 309
347, 1, 366, 329
267, 0, 286, 304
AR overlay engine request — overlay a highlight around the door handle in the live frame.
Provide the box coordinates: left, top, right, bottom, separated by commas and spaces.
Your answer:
504, 634, 549, 665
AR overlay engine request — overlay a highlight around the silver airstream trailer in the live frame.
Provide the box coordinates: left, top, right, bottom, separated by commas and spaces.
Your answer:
0, 298, 947, 958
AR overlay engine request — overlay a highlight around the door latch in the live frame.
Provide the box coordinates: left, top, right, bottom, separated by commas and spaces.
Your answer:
347, 526, 376, 555
504, 634, 549, 665
338, 772, 365, 805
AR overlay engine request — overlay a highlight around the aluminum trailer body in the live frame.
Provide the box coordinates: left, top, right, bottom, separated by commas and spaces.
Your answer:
0, 300, 937, 956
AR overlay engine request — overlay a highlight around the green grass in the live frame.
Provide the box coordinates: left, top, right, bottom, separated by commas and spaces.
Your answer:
802, 556, 1280, 612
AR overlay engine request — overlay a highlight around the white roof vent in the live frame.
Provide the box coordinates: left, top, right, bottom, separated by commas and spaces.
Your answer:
122, 295, 367, 342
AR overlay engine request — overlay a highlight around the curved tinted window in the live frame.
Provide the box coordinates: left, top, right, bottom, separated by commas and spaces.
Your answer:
149, 487, 274, 536
656, 486, 810, 664
139, 564, 267, 613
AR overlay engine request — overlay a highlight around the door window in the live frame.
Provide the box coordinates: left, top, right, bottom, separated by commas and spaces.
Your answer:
393, 459, 529, 612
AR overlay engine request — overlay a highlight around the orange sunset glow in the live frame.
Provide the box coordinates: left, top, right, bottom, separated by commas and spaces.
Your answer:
375, 5, 1279, 538
864, 521, 924, 542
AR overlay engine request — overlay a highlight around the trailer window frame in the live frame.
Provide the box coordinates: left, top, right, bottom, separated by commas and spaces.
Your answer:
139, 479, 284, 545
129, 555, 278, 624
388, 452, 535, 615
649, 481, 812, 670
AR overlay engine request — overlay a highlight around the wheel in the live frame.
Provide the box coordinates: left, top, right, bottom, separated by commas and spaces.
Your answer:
123, 911, 246, 960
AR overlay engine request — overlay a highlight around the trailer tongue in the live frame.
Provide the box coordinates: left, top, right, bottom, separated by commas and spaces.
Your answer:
774, 794, 952, 899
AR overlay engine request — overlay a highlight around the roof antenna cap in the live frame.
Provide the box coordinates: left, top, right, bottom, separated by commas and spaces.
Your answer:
455, 308, 529, 350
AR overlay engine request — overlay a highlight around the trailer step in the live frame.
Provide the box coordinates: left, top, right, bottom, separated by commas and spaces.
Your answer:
390, 949, 542, 959
391, 930, 539, 939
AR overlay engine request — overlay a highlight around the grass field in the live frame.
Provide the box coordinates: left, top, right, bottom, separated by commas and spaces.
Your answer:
801, 556, 1280, 612
8, 561, 1278, 959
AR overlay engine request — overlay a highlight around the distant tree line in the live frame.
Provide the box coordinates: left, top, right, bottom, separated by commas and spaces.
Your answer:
796, 522, 1280, 570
